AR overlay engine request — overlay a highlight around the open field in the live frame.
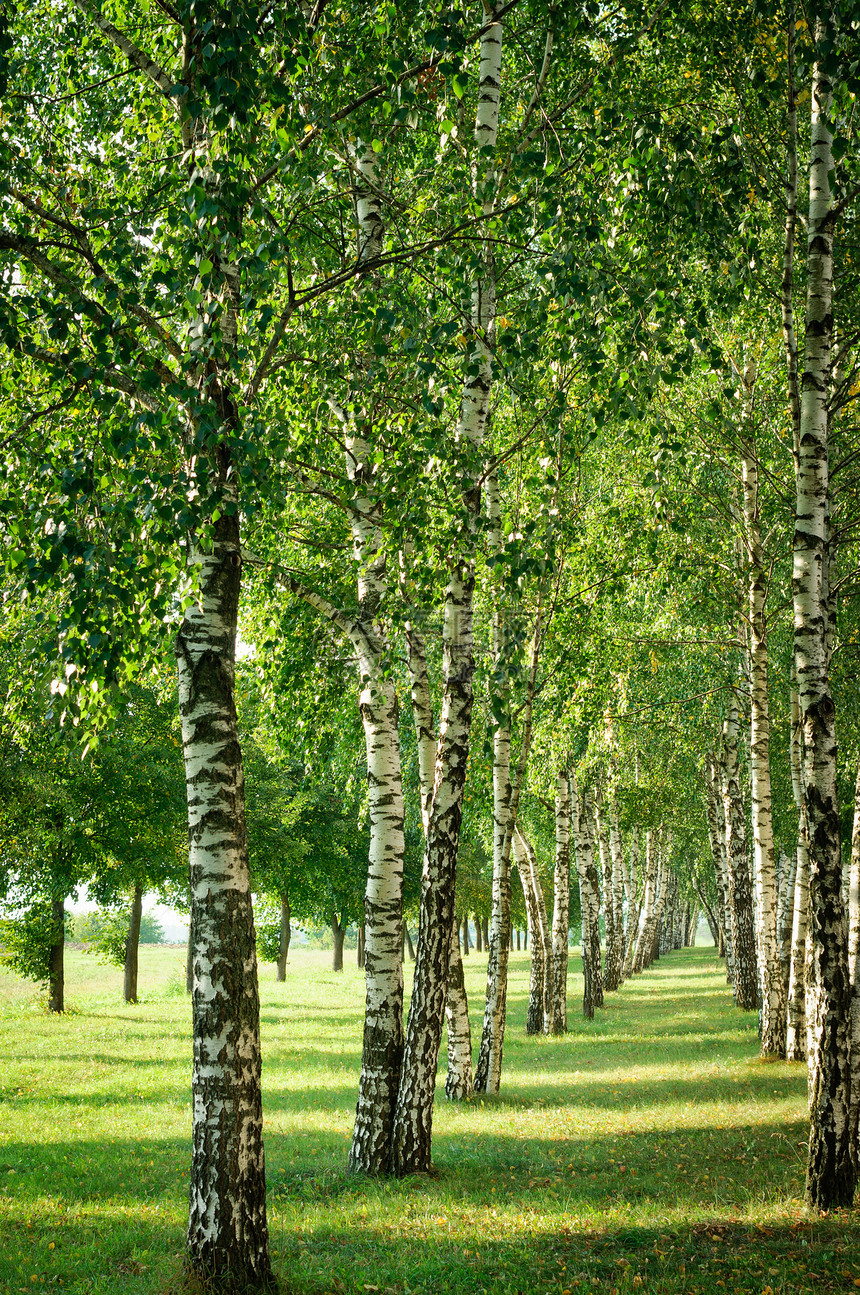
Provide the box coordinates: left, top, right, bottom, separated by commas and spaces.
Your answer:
0, 944, 857, 1294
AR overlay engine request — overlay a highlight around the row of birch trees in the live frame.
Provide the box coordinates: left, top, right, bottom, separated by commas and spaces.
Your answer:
1, 0, 859, 1285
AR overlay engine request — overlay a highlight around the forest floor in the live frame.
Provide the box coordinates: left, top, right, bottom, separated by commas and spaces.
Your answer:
0, 943, 857, 1295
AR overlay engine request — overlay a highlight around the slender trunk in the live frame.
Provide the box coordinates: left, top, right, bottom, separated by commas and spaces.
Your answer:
482, 916, 489, 949
48, 897, 64, 1015
475, 474, 513, 1092
445, 919, 473, 1100
550, 771, 571, 1035
461, 917, 470, 955
621, 824, 641, 982
719, 698, 759, 1010
572, 782, 603, 1010
849, 761, 860, 1169
331, 916, 345, 972
741, 377, 785, 1056
474, 915, 483, 953
404, 925, 415, 961
357, 924, 365, 969
276, 895, 291, 982
123, 883, 143, 1005
516, 832, 543, 1035
786, 683, 809, 1060
794, 24, 853, 1213
177, 514, 271, 1285
633, 831, 658, 974
320, 139, 407, 1178
595, 790, 621, 992
608, 796, 626, 986
706, 756, 735, 982
776, 850, 797, 1004
390, 563, 476, 1175
787, 817, 812, 1061
516, 827, 551, 1034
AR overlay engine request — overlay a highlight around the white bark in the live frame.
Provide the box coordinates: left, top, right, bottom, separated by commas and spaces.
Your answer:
718, 697, 759, 1010
550, 771, 571, 1034
571, 782, 603, 1014
740, 363, 785, 1055
792, 22, 853, 1211
178, 518, 271, 1282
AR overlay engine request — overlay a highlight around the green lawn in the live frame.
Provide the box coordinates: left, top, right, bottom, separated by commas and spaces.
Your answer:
0, 943, 856, 1294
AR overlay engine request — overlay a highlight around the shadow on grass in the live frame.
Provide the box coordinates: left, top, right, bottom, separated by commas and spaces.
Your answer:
268, 1212, 860, 1295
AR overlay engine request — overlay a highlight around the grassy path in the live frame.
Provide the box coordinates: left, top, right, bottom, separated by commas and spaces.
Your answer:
0, 944, 857, 1293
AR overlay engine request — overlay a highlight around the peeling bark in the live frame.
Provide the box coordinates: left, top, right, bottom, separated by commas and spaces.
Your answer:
550, 771, 571, 1034
718, 698, 759, 1011
793, 22, 854, 1213
178, 514, 271, 1287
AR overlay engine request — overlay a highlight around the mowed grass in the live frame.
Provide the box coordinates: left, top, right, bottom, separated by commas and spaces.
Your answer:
1, 943, 858, 1295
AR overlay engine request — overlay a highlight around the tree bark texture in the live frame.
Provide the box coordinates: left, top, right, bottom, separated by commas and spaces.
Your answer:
633, 831, 658, 974
705, 756, 735, 984
332, 916, 345, 972
515, 828, 547, 1035
445, 919, 474, 1101
48, 897, 64, 1015
177, 514, 271, 1287
123, 883, 143, 1005
793, 27, 854, 1212
741, 387, 786, 1056
572, 782, 603, 1012
595, 790, 621, 992
608, 796, 626, 986
276, 895, 291, 982
550, 771, 571, 1034
718, 700, 759, 1010
390, 564, 476, 1175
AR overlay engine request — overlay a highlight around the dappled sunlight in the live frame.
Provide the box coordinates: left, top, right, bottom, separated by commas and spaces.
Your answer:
2, 946, 858, 1294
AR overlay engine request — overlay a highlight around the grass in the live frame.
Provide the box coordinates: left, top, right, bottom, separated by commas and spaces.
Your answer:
0, 943, 857, 1295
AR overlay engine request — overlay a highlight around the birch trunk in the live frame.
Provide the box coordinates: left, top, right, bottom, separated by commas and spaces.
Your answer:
445, 920, 474, 1100
793, 24, 853, 1212
390, 563, 476, 1174
787, 823, 811, 1062
705, 757, 734, 980
741, 390, 785, 1055
621, 825, 641, 982
719, 699, 759, 1010
516, 826, 551, 1034
785, 680, 808, 1059
633, 831, 658, 974
550, 771, 571, 1034
330, 140, 407, 1177
608, 797, 626, 987
572, 783, 603, 1009
516, 832, 544, 1035
123, 883, 143, 1005
345, 634, 405, 1175
177, 514, 271, 1286
402, 557, 474, 1107
776, 850, 797, 1005
396, 5, 502, 1129
474, 915, 483, 953
849, 762, 860, 1169
595, 790, 621, 992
